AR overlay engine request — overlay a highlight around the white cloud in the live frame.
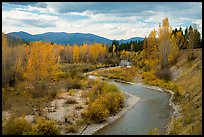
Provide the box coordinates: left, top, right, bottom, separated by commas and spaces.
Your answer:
2, 2, 202, 39
3, 9, 58, 22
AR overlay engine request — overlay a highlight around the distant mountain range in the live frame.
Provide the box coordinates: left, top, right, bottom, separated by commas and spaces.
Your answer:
7, 31, 144, 45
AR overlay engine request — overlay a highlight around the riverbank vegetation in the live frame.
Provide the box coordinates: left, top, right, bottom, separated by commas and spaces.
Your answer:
90, 18, 202, 135
2, 17, 201, 135
90, 67, 137, 82
83, 81, 124, 123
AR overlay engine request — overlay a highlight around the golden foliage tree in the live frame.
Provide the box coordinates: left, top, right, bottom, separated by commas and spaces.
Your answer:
158, 17, 172, 69
73, 45, 79, 63
169, 35, 179, 65
25, 42, 58, 81
142, 29, 158, 71
79, 44, 89, 62
157, 17, 180, 80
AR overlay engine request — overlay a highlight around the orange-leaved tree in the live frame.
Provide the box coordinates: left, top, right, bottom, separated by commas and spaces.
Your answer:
25, 41, 58, 81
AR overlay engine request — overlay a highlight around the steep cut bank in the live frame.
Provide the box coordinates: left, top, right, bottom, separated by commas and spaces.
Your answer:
168, 49, 202, 135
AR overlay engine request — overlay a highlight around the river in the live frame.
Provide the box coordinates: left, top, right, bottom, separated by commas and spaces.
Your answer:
94, 80, 173, 135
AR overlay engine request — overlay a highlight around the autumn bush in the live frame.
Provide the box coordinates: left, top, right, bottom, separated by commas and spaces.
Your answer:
68, 89, 76, 95
49, 89, 57, 99
94, 67, 136, 82
88, 81, 120, 102
3, 116, 60, 135
141, 71, 182, 97
156, 67, 172, 81
65, 77, 82, 90
2, 116, 32, 135
54, 71, 70, 81
75, 105, 84, 110
64, 98, 78, 105
98, 92, 125, 115
29, 116, 60, 135
83, 100, 109, 123
65, 124, 78, 133
83, 81, 124, 123
31, 82, 49, 98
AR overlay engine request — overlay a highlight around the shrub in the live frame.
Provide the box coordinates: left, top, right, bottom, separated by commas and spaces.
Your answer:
31, 116, 60, 135
68, 89, 75, 95
149, 128, 159, 135
156, 67, 172, 81
32, 82, 49, 98
75, 105, 83, 110
3, 116, 32, 135
65, 78, 82, 90
89, 81, 120, 102
49, 90, 57, 99
80, 79, 88, 89
84, 81, 125, 123
55, 71, 70, 80
141, 71, 156, 81
102, 92, 124, 115
83, 101, 109, 123
65, 124, 78, 133
80, 90, 89, 98
64, 98, 78, 105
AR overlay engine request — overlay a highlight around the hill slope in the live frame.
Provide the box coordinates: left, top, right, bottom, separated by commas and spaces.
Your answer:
169, 49, 202, 135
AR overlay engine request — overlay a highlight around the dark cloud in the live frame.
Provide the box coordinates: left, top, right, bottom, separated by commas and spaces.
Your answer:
50, 2, 160, 14
5, 2, 38, 6
5, 2, 201, 20
47, 2, 201, 20
5, 2, 47, 8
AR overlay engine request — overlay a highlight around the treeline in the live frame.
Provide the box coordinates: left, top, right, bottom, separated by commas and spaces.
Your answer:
2, 34, 110, 88
171, 25, 202, 49
58, 43, 107, 64
109, 40, 144, 53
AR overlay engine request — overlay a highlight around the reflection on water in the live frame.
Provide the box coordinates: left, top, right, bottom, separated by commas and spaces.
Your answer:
94, 81, 173, 135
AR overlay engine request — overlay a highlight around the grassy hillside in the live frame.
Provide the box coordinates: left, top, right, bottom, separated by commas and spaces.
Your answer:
168, 49, 202, 135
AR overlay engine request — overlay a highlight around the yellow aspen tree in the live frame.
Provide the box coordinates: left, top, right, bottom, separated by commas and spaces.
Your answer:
98, 44, 107, 63
148, 29, 158, 70
25, 42, 58, 81
65, 45, 73, 63
79, 44, 89, 62
90, 43, 100, 63
142, 29, 158, 71
158, 17, 172, 69
73, 45, 80, 63
112, 44, 116, 56
169, 35, 179, 65
157, 17, 179, 80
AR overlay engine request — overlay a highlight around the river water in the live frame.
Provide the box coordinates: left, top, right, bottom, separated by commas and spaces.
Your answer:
94, 80, 173, 135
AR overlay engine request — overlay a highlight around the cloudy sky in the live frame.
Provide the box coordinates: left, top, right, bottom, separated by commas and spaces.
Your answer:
2, 2, 202, 40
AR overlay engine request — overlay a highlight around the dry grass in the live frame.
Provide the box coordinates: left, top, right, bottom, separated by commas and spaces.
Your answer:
93, 67, 137, 82
169, 50, 202, 135
65, 124, 78, 133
